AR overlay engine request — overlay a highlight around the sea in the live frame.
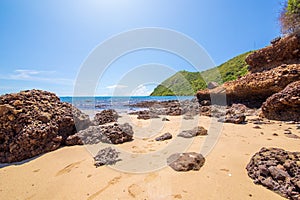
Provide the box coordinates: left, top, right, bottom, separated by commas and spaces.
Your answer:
60, 96, 194, 114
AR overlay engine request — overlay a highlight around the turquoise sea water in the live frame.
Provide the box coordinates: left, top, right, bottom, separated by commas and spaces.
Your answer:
60, 96, 194, 113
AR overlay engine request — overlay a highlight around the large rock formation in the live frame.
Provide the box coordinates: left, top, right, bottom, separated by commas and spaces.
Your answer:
261, 81, 300, 121
246, 33, 300, 73
196, 64, 299, 107
0, 89, 91, 163
246, 147, 300, 200
196, 33, 300, 109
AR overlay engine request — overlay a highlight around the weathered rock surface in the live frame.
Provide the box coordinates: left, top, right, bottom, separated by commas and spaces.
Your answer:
246, 34, 300, 73
0, 89, 91, 163
129, 98, 199, 117
129, 110, 159, 120
178, 126, 208, 138
93, 109, 118, 125
246, 147, 300, 200
69, 123, 133, 145
167, 152, 205, 172
196, 64, 300, 107
155, 132, 172, 141
94, 147, 121, 167
261, 81, 300, 121
207, 81, 219, 89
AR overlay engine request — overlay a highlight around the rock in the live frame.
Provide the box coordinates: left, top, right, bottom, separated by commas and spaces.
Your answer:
246, 147, 300, 199
94, 147, 121, 167
296, 124, 300, 129
286, 134, 300, 139
0, 89, 91, 163
207, 81, 219, 89
73, 123, 134, 144
245, 34, 300, 73
129, 110, 159, 120
162, 117, 170, 121
196, 64, 300, 108
261, 81, 300, 122
284, 129, 292, 135
253, 125, 261, 129
128, 98, 200, 117
94, 109, 118, 125
167, 152, 205, 172
178, 126, 208, 138
221, 114, 246, 124
155, 132, 172, 141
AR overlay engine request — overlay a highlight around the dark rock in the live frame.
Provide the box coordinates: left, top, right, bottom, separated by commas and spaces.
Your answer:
162, 117, 170, 121
178, 126, 208, 138
73, 123, 133, 145
261, 81, 300, 122
94, 147, 121, 167
155, 132, 172, 141
167, 152, 205, 172
0, 89, 91, 163
246, 147, 300, 199
94, 109, 118, 125
284, 129, 292, 135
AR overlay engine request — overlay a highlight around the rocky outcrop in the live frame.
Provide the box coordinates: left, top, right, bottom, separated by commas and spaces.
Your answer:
178, 126, 208, 138
155, 132, 172, 141
129, 98, 200, 117
167, 152, 205, 172
129, 110, 159, 120
261, 81, 300, 121
94, 147, 121, 167
69, 123, 134, 145
246, 34, 300, 73
94, 109, 118, 125
0, 89, 91, 163
196, 64, 299, 108
246, 147, 300, 200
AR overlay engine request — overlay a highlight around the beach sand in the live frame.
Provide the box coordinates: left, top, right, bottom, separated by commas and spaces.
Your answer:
0, 114, 299, 200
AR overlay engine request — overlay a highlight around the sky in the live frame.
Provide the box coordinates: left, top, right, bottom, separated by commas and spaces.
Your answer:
0, 0, 283, 96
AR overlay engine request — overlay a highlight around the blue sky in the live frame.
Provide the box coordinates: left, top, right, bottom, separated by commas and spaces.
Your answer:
0, 0, 283, 96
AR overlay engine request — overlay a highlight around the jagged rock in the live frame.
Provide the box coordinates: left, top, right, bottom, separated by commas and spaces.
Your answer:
246, 34, 300, 73
246, 147, 300, 200
94, 109, 118, 125
261, 81, 300, 121
94, 147, 121, 167
167, 152, 205, 172
207, 81, 219, 89
128, 98, 199, 117
72, 123, 133, 145
196, 64, 300, 108
178, 126, 208, 138
155, 132, 172, 141
0, 89, 91, 163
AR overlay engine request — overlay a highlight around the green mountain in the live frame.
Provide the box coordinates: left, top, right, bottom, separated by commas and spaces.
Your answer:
150, 51, 251, 96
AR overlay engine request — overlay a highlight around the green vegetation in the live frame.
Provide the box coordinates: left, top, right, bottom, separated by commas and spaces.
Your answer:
150, 51, 251, 96
280, 0, 300, 34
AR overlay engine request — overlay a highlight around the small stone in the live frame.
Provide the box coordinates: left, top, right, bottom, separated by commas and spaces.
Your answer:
162, 117, 170, 121
167, 152, 205, 172
284, 130, 292, 135
253, 125, 261, 129
155, 133, 172, 141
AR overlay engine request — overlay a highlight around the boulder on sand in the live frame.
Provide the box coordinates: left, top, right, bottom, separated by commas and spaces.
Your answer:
261, 81, 300, 121
0, 89, 91, 163
167, 152, 205, 172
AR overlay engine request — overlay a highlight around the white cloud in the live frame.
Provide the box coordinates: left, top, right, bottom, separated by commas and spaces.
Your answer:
106, 84, 128, 89
131, 84, 151, 96
0, 69, 74, 85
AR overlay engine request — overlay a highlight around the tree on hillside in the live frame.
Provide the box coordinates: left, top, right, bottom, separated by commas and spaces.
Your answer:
280, 0, 300, 34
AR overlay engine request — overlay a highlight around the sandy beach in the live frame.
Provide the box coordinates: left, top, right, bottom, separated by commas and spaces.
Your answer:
1, 114, 299, 200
